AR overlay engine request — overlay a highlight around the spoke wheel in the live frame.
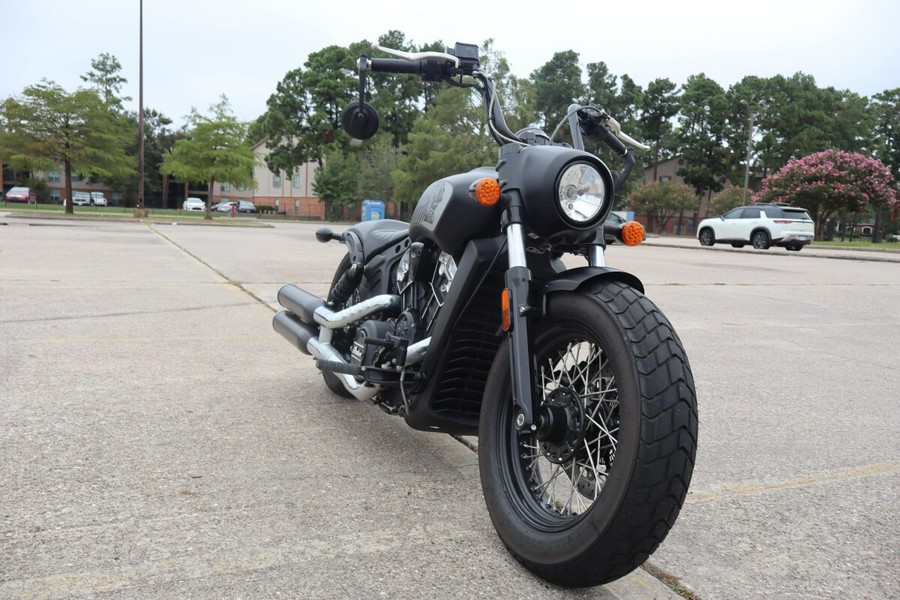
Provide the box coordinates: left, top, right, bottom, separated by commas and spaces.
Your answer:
510, 337, 619, 526
479, 282, 697, 587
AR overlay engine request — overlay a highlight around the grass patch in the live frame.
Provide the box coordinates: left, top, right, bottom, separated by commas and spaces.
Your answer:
811, 239, 900, 250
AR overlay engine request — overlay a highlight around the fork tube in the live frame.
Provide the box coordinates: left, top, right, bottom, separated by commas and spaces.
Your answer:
588, 244, 606, 267
503, 196, 537, 431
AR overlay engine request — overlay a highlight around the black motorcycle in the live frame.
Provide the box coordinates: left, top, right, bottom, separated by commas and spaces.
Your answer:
273, 42, 697, 588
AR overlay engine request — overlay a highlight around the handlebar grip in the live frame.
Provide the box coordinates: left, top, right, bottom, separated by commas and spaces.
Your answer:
597, 125, 628, 156
369, 58, 425, 74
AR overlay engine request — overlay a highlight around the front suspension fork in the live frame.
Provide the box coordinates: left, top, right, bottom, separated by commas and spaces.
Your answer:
503, 199, 539, 432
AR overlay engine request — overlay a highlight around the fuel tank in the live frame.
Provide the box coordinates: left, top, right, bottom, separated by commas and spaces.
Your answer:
409, 167, 500, 257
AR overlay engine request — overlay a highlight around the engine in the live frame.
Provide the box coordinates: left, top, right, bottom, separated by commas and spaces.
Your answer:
349, 241, 456, 414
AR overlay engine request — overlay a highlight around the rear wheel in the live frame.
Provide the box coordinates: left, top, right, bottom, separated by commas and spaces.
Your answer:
478, 282, 697, 587
786, 245, 802, 252
731, 243, 745, 248
751, 230, 771, 249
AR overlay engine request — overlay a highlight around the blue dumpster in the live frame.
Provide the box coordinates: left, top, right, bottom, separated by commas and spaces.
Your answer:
361, 199, 385, 221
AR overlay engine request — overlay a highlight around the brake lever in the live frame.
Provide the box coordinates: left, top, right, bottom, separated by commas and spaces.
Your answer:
605, 116, 651, 151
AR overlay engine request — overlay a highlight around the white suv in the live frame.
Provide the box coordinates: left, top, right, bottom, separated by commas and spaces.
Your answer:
697, 204, 814, 251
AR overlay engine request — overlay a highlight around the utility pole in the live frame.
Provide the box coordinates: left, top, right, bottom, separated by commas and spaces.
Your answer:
742, 100, 765, 203
134, 0, 147, 218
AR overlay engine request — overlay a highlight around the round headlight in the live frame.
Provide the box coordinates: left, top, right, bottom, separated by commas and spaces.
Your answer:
557, 162, 608, 224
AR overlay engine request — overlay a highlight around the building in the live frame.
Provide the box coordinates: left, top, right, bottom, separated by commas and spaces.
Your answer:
232, 140, 323, 218
3, 139, 327, 218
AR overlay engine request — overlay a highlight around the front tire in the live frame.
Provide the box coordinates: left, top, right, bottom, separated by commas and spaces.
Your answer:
698, 228, 715, 246
478, 282, 697, 587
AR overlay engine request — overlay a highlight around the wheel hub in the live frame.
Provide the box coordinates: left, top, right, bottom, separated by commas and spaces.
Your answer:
535, 388, 585, 464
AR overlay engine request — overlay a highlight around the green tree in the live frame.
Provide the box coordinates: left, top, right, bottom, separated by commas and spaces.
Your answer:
0, 80, 133, 214
81, 53, 131, 110
259, 45, 357, 174
625, 181, 696, 234
392, 83, 494, 208
677, 74, 731, 203
357, 137, 400, 206
161, 96, 257, 219
313, 146, 358, 220
640, 78, 680, 182
753, 149, 898, 239
706, 185, 747, 216
530, 50, 585, 138
368, 31, 433, 147
871, 88, 900, 179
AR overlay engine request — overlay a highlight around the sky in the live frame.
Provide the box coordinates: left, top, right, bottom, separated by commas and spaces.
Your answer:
2, 0, 899, 127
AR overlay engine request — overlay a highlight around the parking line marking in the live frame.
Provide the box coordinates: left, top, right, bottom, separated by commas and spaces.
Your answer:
688, 461, 899, 503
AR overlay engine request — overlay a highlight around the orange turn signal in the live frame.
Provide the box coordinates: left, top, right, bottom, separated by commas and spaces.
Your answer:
472, 178, 501, 206
501, 288, 512, 332
621, 221, 645, 246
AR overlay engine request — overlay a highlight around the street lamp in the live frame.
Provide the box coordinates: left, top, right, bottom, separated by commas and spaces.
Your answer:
742, 100, 765, 203
134, 0, 146, 218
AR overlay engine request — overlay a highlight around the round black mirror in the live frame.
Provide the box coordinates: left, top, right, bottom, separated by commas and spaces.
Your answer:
341, 101, 380, 140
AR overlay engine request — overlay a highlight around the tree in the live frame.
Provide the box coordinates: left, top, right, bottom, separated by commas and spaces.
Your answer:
392, 84, 494, 208
530, 50, 585, 137
0, 80, 133, 214
81, 53, 131, 110
356, 137, 400, 206
640, 78, 680, 181
677, 74, 731, 203
753, 149, 898, 239
706, 185, 747, 216
625, 181, 697, 234
313, 146, 358, 220
871, 88, 899, 179
161, 96, 257, 219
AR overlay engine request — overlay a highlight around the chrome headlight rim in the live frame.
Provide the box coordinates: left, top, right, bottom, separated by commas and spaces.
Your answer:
554, 160, 612, 228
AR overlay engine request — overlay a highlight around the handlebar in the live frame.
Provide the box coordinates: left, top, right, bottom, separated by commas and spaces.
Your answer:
357, 43, 649, 191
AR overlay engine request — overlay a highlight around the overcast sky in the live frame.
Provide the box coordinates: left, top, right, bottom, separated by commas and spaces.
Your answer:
2, 0, 898, 126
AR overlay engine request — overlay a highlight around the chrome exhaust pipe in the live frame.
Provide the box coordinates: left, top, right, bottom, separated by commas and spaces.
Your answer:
313, 294, 400, 329
277, 284, 400, 331
274, 284, 423, 401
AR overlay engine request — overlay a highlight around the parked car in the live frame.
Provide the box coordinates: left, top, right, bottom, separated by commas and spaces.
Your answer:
236, 200, 257, 213
182, 197, 206, 211
90, 192, 108, 206
6, 186, 37, 203
696, 204, 814, 251
66, 191, 92, 206
214, 200, 257, 213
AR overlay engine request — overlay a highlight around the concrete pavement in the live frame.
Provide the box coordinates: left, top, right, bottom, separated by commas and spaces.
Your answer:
0, 216, 680, 599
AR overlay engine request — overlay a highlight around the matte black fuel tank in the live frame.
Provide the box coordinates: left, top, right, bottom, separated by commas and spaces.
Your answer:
409, 167, 500, 257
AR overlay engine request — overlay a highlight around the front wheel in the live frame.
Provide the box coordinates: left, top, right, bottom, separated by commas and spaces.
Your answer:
698, 228, 715, 246
478, 282, 697, 587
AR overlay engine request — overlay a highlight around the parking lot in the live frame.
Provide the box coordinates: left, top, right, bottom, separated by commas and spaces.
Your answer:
1, 217, 898, 599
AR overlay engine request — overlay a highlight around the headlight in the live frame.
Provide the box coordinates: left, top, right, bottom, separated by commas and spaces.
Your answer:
557, 162, 608, 224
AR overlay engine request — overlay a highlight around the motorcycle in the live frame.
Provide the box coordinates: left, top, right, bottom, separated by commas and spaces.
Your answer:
272, 42, 698, 588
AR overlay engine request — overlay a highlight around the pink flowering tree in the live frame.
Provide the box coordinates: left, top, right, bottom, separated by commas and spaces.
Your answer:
753, 150, 898, 239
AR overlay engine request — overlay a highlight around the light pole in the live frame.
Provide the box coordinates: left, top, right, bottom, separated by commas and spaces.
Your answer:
742, 100, 765, 203
134, 0, 146, 218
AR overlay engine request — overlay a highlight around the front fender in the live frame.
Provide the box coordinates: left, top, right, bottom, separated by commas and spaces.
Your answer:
542, 266, 644, 296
